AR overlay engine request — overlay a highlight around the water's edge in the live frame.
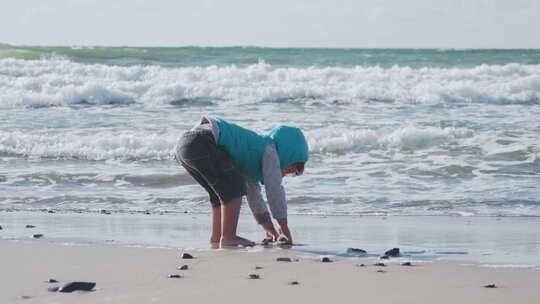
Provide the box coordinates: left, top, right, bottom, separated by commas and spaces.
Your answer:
1, 211, 538, 269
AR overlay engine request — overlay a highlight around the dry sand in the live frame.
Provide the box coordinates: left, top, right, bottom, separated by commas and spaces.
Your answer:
1, 240, 539, 304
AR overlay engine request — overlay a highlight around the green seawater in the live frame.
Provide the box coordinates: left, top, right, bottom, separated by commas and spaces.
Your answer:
1, 43, 540, 68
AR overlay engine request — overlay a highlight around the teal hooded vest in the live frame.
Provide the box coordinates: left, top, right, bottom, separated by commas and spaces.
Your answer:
214, 118, 309, 182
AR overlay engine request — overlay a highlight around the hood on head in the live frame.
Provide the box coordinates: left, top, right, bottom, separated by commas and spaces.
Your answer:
265, 126, 309, 169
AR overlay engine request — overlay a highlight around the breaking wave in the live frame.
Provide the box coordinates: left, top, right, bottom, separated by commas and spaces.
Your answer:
1, 58, 539, 108
2, 125, 533, 161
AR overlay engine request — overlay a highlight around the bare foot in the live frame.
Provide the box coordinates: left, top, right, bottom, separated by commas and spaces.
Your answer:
237, 236, 256, 246
210, 236, 220, 249
220, 235, 256, 248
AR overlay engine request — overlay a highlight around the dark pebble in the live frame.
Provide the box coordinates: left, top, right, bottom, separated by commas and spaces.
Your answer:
181, 253, 194, 259
484, 284, 497, 288
33, 234, 43, 239
321, 257, 332, 263
25, 225, 36, 228
261, 238, 274, 245
19, 295, 32, 300
374, 262, 386, 267
58, 282, 96, 292
384, 248, 400, 257
277, 257, 292, 262
0, 225, 3, 230
380, 255, 389, 260
357, 263, 366, 267
48, 210, 55, 213
248, 274, 260, 279
255, 266, 263, 270
168, 274, 181, 279
178, 265, 189, 270
346, 248, 367, 254
401, 262, 413, 266
377, 270, 386, 273
48, 287, 60, 292
289, 281, 300, 285
100, 209, 111, 215
47, 279, 58, 283
145, 211, 151, 215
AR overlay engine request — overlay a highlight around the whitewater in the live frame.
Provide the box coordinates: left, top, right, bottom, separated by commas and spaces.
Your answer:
1, 47, 539, 217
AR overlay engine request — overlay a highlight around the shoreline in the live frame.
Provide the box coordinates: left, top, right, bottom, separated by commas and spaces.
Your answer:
4, 208, 540, 217
2, 239, 539, 304
1, 211, 539, 268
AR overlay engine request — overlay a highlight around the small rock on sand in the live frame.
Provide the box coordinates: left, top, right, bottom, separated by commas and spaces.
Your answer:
347, 248, 367, 254
255, 266, 263, 270
374, 262, 386, 267
357, 264, 366, 267
484, 284, 497, 288
25, 225, 35, 228
58, 282, 96, 292
321, 257, 332, 263
100, 210, 111, 215
277, 257, 292, 262
377, 270, 386, 273
33, 234, 43, 239
178, 265, 189, 270
380, 255, 389, 260
19, 295, 32, 300
0, 225, 3, 230
289, 281, 300, 285
384, 248, 400, 257
401, 262, 413, 266
181, 253, 194, 259
168, 274, 181, 279
248, 274, 260, 279
261, 238, 273, 245
47, 279, 58, 283
47, 210, 55, 213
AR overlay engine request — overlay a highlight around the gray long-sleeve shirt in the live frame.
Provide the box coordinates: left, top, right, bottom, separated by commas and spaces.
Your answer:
192, 117, 286, 224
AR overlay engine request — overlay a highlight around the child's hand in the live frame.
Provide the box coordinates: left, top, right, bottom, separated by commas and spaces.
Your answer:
266, 231, 276, 241
277, 219, 292, 245
277, 234, 292, 246
261, 231, 277, 245
260, 222, 278, 244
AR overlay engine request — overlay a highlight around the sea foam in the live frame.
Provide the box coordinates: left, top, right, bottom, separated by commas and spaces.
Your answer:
0, 125, 479, 161
306, 126, 474, 154
1, 58, 539, 108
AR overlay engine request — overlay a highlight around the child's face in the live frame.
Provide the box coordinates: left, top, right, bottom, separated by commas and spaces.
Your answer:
282, 165, 301, 177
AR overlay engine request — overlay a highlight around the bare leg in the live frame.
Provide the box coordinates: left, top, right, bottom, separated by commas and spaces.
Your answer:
220, 197, 255, 247
210, 206, 221, 249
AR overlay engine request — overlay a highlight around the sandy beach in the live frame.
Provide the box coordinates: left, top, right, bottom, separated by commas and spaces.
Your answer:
2, 239, 539, 304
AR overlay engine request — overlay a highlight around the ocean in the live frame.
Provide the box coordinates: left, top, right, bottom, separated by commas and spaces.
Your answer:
1, 44, 539, 217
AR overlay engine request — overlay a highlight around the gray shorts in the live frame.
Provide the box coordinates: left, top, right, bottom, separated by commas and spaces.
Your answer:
175, 130, 246, 207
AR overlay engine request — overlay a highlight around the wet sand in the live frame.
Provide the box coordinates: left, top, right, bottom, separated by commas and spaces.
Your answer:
1, 211, 540, 266
1, 240, 539, 304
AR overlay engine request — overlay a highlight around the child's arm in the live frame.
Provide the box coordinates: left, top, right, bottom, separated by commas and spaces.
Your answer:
261, 144, 292, 243
246, 182, 278, 239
